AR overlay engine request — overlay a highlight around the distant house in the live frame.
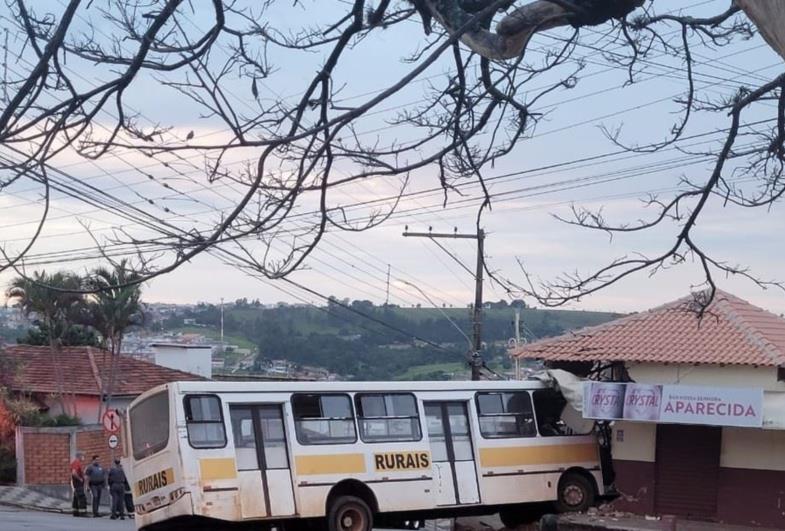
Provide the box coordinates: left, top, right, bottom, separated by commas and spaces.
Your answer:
511, 290, 785, 528
149, 342, 214, 378
0, 345, 205, 422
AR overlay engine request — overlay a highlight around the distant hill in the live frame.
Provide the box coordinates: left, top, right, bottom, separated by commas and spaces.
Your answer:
160, 300, 622, 380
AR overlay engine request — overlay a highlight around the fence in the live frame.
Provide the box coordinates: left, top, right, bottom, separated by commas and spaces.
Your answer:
15, 424, 124, 500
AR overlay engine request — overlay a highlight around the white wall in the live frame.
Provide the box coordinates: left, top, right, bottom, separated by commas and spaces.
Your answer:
611, 421, 657, 462
611, 363, 785, 470
721, 427, 785, 471
152, 345, 213, 378
627, 363, 785, 429
45, 395, 134, 424
627, 363, 785, 391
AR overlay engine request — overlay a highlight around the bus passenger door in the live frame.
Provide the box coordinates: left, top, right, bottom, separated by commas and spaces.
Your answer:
230, 405, 296, 518
425, 401, 480, 506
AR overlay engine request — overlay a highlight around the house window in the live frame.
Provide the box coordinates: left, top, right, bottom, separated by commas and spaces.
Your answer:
291, 394, 356, 445
476, 391, 536, 439
356, 393, 421, 442
184, 395, 227, 448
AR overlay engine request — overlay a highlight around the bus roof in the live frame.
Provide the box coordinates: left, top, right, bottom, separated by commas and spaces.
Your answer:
168, 378, 549, 395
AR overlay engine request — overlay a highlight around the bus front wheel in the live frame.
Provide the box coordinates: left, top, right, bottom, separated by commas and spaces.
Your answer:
555, 473, 595, 513
327, 495, 373, 531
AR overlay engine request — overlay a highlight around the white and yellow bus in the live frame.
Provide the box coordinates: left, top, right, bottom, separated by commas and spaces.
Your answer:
126, 380, 610, 531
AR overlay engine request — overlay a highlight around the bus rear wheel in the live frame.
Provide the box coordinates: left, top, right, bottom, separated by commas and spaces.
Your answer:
499, 503, 548, 528
555, 473, 595, 513
327, 495, 373, 531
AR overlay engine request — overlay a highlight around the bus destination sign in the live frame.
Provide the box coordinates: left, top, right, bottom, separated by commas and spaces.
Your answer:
374, 451, 431, 472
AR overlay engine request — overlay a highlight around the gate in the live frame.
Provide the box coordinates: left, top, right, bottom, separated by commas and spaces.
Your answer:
654, 424, 721, 520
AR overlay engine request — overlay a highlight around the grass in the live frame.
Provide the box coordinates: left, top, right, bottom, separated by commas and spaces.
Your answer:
394, 362, 468, 380
170, 326, 257, 352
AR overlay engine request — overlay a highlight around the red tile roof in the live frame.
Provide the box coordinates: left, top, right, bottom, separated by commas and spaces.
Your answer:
0, 345, 205, 397
512, 290, 785, 367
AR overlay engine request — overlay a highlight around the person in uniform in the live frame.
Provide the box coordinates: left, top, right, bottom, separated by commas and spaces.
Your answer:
70, 452, 87, 517
123, 474, 135, 519
84, 455, 106, 517
108, 459, 127, 520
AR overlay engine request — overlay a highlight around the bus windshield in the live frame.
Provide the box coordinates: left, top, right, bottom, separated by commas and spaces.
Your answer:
131, 390, 170, 459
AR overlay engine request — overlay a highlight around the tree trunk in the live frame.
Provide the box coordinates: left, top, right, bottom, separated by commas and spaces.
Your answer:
737, 0, 785, 62
95, 341, 110, 424
47, 327, 68, 417
104, 336, 122, 422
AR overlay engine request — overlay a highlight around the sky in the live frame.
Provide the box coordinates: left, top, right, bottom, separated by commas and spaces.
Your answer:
0, 0, 784, 317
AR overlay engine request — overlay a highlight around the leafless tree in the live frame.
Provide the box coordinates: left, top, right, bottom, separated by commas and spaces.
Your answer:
0, 0, 782, 308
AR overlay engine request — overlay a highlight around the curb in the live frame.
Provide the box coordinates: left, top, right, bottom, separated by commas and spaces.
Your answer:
0, 499, 70, 514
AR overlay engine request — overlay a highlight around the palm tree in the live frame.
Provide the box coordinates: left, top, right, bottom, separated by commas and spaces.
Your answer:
84, 260, 144, 423
6, 271, 84, 416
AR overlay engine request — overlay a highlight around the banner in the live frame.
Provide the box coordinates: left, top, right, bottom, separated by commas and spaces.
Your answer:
583, 382, 763, 428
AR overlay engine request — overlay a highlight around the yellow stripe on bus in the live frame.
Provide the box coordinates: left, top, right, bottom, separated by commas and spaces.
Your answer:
199, 458, 238, 480
479, 444, 598, 468
295, 454, 366, 475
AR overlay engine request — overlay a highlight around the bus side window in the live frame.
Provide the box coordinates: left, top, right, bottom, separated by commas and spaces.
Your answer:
184, 395, 227, 448
291, 393, 356, 445
532, 389, 579, 437
355, 393, 421, 443
475, 392, 536, 439
230, 408, 257, 470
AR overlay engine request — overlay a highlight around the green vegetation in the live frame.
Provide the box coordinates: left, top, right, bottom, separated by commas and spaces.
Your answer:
164, 298, 621, 380
7, 262, 144, 422
394, 362, 468, 381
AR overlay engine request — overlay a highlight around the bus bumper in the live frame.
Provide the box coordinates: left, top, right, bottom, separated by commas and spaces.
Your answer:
136, 491, 193, 530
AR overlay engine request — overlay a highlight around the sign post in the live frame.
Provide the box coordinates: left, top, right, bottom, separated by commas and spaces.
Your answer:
103, 409, 121, 461
102, 409, 121, 434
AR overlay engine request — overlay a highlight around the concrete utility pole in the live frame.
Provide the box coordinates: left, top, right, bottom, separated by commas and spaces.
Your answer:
385, 264, 391, 305
220, 297, 225, 353
403, 227, 486, 380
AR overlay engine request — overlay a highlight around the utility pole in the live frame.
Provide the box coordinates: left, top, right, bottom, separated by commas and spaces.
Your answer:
220, 297, 225, 354
514, 309, 522, 380
385, 264, 391, 305
403, 227, 486, 380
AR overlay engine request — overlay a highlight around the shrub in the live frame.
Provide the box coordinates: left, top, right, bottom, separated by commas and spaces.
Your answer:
0, 447, 15, 484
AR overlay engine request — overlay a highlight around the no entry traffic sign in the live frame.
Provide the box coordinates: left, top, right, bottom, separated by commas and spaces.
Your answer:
102, 409, 121, 434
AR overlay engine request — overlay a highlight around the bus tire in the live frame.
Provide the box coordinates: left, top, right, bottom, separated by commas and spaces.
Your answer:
327, 495, 373, 531
499, 503, 546, 528
499, 506, 525, 529
555, 472, 595, 513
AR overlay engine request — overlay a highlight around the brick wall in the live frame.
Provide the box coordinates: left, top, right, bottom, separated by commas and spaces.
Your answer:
76, 428, 125, 469
16, 425, 125, 486
23, 432, 71, 485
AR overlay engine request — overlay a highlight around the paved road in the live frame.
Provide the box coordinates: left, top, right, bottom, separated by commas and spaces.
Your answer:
0, 505, 135, 530
0, 505, 464, 531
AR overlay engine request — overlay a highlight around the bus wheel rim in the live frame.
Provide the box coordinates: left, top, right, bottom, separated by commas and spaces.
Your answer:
564, 484, 585, 507
339, 507, 365, 531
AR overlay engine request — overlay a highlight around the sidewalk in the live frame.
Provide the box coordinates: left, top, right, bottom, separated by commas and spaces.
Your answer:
556, 513, 780, 531
0, 485, 71, 513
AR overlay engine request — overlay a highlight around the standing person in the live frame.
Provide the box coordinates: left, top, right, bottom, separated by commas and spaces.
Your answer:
123, 475, 135, 519
84, 455, 106, 517
70, 452, 87, 517
108, 459, 127, 520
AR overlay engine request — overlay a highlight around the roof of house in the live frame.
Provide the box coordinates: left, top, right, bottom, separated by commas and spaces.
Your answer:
512, 290, 785, 367
150, 343, 212, 349
0, 345, 206, 397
